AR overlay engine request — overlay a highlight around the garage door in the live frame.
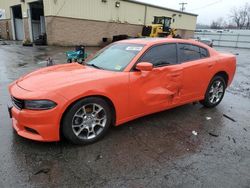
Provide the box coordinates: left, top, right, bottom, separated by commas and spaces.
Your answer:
14, 18, 24, 41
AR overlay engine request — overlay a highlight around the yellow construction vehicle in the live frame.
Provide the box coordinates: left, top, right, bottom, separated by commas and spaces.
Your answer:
140, 16, 177, 38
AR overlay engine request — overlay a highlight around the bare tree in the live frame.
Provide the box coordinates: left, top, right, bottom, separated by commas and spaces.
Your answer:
230, 3, 250, 29
231, 7, 242, 28
246, 4, 250, 29
240, 3, 248, 28
210, 17, 224, 29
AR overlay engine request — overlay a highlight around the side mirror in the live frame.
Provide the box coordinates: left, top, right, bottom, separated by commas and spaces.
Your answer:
136, 62, 153, 72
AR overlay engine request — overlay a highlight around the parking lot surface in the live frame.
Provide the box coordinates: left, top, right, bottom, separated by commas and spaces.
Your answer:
0, 43, 249, 187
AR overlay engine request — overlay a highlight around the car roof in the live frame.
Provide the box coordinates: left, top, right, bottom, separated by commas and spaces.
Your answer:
118, 38, 218, 55
118, 38, 208, 47
199, 37, 212, 41
118, 38, 179, 45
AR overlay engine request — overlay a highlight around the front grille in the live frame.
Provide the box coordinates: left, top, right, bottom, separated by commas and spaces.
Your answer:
11, 96, 24, 110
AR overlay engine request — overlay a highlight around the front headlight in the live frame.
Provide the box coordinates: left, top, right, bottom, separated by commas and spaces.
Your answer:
24, 100, 57, 110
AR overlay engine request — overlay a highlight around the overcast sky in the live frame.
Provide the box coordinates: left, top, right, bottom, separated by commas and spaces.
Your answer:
135, 0, 249, 24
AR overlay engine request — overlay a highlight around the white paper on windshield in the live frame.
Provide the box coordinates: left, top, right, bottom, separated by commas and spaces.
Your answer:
126, 46, 143, 51
114, 65, 122, 70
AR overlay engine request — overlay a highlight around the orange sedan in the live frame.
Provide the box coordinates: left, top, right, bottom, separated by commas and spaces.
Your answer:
8, 38, 236, 144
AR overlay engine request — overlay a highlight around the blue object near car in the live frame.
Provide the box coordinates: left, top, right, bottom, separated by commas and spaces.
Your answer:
66, 45, 88, 63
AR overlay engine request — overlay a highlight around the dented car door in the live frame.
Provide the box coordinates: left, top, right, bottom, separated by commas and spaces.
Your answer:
129, 43, 183, 116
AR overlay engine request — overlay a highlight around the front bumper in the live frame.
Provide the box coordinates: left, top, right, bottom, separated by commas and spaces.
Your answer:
9, 83, 67, 142
11, 106, 61, 141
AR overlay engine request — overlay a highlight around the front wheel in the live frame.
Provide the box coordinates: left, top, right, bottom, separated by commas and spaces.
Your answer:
200, 76, 226, 108
62, 97, 112, 144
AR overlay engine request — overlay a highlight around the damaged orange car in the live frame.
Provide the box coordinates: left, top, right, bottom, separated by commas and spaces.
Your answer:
8, 38, 236, 144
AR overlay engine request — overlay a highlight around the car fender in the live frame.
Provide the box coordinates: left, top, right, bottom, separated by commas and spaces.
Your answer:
57, 77, 129, 126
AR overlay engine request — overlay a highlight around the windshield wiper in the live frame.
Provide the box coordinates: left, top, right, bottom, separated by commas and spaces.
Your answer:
86, 63, 103, 69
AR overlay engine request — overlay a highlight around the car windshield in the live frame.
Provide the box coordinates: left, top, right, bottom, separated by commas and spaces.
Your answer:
85, 43, 144, 71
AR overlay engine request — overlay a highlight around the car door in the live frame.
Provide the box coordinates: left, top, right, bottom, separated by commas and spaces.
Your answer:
128, 43, 183, 117
178, 43, 214, 102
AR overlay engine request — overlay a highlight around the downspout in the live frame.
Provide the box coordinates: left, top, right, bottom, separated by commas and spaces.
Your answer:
27, 3, 33, 42
10, 7, 16, 40
144, 5, 147, 25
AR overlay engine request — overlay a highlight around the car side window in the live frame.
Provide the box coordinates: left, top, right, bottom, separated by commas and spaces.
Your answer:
178, 43, 209, 63
139, 44, 177, 67
178, 44, 201, 62
200, 47, 209, 58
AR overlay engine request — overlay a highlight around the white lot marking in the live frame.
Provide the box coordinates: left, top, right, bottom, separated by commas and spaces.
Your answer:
206, 117, 212, 120
37, 61, 48, 64
192, 131, 198, 136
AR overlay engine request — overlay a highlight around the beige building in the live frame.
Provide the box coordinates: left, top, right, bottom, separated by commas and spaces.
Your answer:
0, 0, 197, 46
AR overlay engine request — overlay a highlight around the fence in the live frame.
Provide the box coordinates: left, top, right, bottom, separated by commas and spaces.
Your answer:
194, 32, 250, 49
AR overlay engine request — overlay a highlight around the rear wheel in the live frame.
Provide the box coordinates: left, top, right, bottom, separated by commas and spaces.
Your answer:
200, 76, 226, 108
62, 97, 112, 144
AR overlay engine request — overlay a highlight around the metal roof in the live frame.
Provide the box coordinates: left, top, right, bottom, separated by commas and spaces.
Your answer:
122, 0, 198, 17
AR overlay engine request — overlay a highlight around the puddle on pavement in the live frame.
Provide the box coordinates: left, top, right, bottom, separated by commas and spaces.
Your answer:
17, 62, 28, 67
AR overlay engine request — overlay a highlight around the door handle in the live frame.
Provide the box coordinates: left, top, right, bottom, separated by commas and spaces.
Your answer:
171, 73, 181, 77
208, 63, 214, 68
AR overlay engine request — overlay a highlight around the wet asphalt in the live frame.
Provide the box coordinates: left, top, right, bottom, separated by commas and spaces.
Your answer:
0, 42, 249, 188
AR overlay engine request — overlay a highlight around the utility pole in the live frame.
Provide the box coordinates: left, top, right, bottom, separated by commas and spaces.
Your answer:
179, 2, 187, 12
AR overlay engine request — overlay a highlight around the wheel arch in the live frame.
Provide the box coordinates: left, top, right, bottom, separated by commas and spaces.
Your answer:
200, 71, 228, 108
202, 70, 229, 98
59, 95, 117, 139
213, 71, 229, 86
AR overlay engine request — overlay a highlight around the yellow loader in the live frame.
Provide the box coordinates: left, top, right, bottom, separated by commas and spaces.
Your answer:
140, 16, 177, 38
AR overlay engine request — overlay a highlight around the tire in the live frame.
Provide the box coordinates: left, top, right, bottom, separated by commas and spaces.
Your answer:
200, 76, 226, 108
78, 59, 83, 64
62, 97, 112, 144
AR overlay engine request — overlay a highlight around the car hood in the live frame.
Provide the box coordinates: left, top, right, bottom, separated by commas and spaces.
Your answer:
16, 63, 115, 91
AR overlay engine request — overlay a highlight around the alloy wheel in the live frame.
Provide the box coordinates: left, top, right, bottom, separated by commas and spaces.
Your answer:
71, 103, 107, 140
208, 80, 224, 104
